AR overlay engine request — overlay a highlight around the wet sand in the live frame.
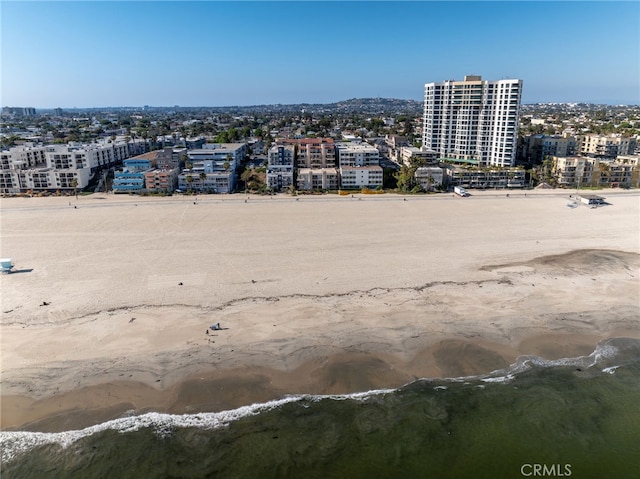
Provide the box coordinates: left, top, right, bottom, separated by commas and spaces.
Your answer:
1, 190, 639, 431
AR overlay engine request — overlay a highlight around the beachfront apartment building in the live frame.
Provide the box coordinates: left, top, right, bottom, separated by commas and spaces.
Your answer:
278, 138, 337, 168
521, 134, 577, 165
266, 145, 295, 191
415, 166, 445, 191
177, 170, 235, 193
399, 146, 439, 167
177, 143, 246, 193
552, 155, 640, 188
0, 141, 129, 194
577, 134, 636, 160
0, 166, 91, 193
276, 138, 338, 191
336, 141, 383, 189
144, 168, 180, 192
444, 165, 526, 189
552, 156, 598, 188
297, 168, 339, 190
1, 144, 47, 169
112, 158, 153, 193
335, 142, 380, 167
422, 75, 523, 167
110, 149, 179, 192
339, 166, 383, 189
190, 143, 246, 169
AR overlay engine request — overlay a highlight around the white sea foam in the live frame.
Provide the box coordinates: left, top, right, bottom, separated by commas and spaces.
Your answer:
439, 338, 628, 385
589, 343, 620, 366
4, 339, 633, 464
311, 388, 396, 402
481, 374, 515, 384
0, 388, 400, 464
484, 339, 623, 380
0, 395, 302, 464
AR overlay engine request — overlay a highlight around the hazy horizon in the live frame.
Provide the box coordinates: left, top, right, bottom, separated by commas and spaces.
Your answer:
8, 98, 640, 111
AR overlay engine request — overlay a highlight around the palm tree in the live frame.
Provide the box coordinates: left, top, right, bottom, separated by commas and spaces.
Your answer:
598, 162, 610, 187
241, 168, 253, 193
426, 175, 435, 192
199, 172, 207, 190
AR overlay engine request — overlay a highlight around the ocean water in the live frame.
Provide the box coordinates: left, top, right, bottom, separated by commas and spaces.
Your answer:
2, 338, 639, 479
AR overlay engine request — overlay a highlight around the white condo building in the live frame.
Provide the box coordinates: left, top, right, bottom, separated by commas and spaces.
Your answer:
178, 143, 245, 193
336, 141, 383, 189
422, 75, 523, 167
0, 141, 129, 193
266, 145, 295, 191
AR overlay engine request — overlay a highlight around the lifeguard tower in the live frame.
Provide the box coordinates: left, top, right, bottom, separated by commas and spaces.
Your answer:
1, 258, 14, 274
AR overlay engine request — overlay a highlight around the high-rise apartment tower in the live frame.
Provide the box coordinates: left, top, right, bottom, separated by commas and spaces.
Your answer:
422, 75, 522, 167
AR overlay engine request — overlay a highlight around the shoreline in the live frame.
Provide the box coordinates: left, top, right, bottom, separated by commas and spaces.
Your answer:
2, 191, 638, 433
4, 331, 638, 433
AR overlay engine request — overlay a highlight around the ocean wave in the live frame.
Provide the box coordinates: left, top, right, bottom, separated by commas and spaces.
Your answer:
478, 337, 637, 381
3, 338, 637, 464
481, 374, 515, 383
1, 396, 301, 464
0, 388, 397, 464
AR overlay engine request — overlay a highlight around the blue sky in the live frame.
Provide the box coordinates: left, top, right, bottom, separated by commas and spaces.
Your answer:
2, 1, 639, 107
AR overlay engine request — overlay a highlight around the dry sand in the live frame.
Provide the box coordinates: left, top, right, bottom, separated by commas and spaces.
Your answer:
1, 189, 639, 431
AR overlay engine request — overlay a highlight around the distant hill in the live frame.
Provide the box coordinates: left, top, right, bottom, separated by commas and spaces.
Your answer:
45, 98, 425, 116
220, 98, 424, 115
331, 98, 424, 114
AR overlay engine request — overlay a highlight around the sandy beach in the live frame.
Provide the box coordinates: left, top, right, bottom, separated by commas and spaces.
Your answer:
1, 189, 639, 432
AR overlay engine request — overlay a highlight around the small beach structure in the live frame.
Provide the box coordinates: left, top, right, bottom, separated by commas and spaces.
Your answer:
1, 258, 14, 274
578, 194, 606, 207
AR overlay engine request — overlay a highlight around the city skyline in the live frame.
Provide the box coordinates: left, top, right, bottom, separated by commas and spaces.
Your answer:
2, 1, 639, 108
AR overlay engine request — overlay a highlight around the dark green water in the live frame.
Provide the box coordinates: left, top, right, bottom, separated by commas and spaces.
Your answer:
2, 338, 639, 479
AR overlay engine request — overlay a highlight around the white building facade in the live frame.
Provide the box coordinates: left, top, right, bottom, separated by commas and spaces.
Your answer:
178, 143, 246, 193
339, 166, 383, 189
578, 134, 636, 160
414, 167, 444, 191
297, 168, 339, 190
335, 142, 380, 167
266, 145, 295, 190
422, 75, 523, 167
399, 146, 439, 167
336, 141, 382, 189
0, 141, 128, 193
